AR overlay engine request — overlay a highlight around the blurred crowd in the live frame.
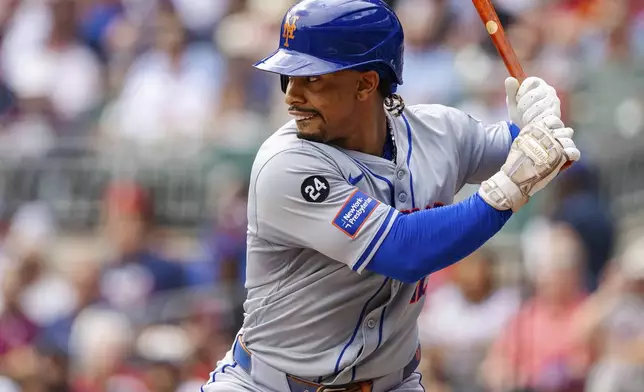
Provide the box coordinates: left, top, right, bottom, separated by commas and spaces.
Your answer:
0, 0, 643, 391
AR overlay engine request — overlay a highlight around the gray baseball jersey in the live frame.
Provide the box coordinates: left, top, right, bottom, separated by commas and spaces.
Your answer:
239, 104, 512, 384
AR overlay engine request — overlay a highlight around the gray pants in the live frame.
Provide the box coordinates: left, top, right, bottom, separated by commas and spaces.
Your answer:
202, 351, 425, 392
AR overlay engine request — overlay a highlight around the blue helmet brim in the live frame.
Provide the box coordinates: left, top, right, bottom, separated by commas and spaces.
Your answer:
253, 48, 351, 77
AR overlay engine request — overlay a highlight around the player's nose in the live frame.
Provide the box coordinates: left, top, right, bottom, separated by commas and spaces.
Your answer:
284, 77, 306, 106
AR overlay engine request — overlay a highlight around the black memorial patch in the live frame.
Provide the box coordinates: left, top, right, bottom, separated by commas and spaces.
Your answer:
301, 175, 330, 203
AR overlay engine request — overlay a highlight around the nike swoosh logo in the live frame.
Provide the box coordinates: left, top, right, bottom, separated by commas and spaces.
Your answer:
348, 173, 364, 185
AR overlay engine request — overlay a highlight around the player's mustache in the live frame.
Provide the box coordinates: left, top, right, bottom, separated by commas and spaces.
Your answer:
288, 106, 319, 115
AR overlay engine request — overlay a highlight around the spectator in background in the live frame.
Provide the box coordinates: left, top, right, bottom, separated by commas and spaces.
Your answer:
169, 0, 230, 39
548, 163, 615, 292
211, 1, 290, 147
0, 0, 19, 34
0, 0, 17, 118
572, 0, 644, 141
394, 0, 463, 106
180, 307, 233, 388
68, 308, 146, 392
0, 376, 19, 392
0, 0, 103, 160
100, 1, 224, 147
573, 235, 644, 392
38, 260, 102, 356
575, 0, 644, 68
0, 263, 40, 359
186, 178, 248, 334
0, 203, 78, 391
77, 0, 125, 63
418, 248, 520, 392
0, 258, 65, 391
135, 324, 195, 392
0, 203, 77, 329
0, 78, 57, 160
189, 179, 247, 287
482, 223, 591, 392
26, 345, 74, 392
0, 0, 103, 127
0, 77, 14, 119
98, 181, 187, 317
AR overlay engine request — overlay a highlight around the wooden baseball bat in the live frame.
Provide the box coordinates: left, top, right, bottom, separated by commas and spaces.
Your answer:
472, 0, 574, 168
472, 0, 526, 83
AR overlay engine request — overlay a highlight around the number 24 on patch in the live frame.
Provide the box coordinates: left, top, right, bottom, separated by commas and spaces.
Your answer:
301, 175, 331, 203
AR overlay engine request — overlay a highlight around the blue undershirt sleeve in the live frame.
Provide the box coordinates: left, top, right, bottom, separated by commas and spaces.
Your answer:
367, 193, 512, 283
508, 121, 520, 141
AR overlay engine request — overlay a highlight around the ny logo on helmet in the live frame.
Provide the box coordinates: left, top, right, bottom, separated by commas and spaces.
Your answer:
282, 15, 299, 47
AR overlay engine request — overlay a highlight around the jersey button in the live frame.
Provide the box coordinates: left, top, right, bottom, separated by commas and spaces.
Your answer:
366, 318, 376, 329
398, 192, 407, 202
396, 170, 405, 180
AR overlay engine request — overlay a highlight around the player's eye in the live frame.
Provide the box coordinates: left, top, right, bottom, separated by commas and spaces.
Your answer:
307, 76, 320, 83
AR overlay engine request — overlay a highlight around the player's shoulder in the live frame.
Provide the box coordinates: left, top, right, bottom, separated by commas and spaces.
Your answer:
404, 104, 484, 140
251, 121, 339, 177
406, 103, 479, 124
254, 120, 302, 159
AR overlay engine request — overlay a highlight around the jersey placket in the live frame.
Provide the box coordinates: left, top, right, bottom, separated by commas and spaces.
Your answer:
355, 301, 387, 374
349, 112, 423, 378
351, 278, 420, 380
390, 113, 415, 211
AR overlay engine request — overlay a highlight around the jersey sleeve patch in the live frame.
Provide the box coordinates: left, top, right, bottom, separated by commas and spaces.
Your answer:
301, 175, 331, 203
332, 189, 379, 238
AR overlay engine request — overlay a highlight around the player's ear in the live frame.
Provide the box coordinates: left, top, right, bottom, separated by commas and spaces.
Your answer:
356, 71, 379, 101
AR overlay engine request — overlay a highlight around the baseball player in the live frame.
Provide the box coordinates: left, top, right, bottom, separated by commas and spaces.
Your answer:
202, 1, 580, 391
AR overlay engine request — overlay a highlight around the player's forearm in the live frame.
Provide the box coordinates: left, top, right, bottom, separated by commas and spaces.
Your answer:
368, 193, 511, 283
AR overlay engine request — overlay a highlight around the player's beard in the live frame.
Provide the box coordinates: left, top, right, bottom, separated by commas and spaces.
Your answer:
296, 130, 326, 143
295, 120, 327, 143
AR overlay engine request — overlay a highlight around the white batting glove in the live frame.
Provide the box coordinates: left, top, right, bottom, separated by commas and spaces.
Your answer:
479, 122, 567, 212
506, 77, 581, 167
505, 76, 561, 129
541, 114, 581, 163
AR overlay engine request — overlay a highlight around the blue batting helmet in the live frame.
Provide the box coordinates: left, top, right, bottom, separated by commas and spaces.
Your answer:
253, 0, 404, 92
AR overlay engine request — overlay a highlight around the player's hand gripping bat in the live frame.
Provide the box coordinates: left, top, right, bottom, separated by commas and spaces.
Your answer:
472, 0, 574, 169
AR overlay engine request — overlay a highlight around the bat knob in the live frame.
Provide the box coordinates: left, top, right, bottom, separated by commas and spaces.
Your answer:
561, 160, 574, 171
